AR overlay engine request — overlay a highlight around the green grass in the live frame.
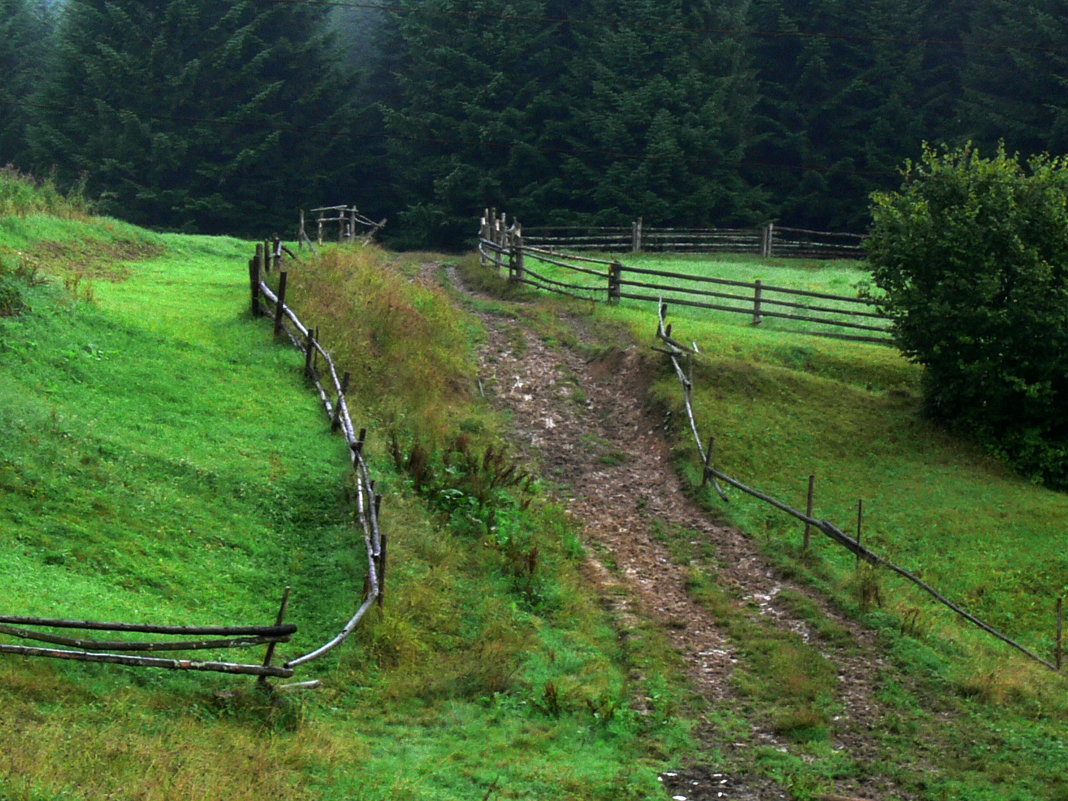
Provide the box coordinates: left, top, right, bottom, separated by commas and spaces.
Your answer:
465, 253, 1068, 800
520, 250, 888, 337
0, 189, 691, 800
529, 253, 1068, 654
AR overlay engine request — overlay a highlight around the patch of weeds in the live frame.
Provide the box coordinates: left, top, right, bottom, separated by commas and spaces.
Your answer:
775, 588, 855, 647
687, 572, 839, 745
579, 431, 629, 466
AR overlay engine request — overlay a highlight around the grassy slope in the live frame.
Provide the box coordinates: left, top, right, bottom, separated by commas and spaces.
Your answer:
531, 254, 1068, 801
0, 207, 687, 800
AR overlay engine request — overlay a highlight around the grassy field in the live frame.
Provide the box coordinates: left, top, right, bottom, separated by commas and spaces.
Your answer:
521, 249, 889, 338
0, 180, 691, 800
506, 249, 1067, 652
464, 254, 1068, 801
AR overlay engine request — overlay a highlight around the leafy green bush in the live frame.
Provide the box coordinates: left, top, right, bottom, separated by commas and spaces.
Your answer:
867, 144, 1068, 488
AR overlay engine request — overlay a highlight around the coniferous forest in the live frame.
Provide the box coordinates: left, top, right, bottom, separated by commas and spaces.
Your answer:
1, 0, 1062, 247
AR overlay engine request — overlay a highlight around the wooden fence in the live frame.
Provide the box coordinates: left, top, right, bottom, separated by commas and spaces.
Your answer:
249, 241, 387, 671
0, 612, 297, 679
0, 240, 388, 685
654, 300, 1065, 673
521, 218, 865, 259
299, 205, 387, 251
479, 210, 891, 343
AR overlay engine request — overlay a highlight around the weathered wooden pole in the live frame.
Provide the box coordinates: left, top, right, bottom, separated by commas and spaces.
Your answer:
856, 499, 864, 565
700, 436, 716, 487
332, 372, 351, 432
1057, 596, 1064, 671
259, 586, 291, 685
803, 474, 815, 552
250, 245, 263, 317
304, 327, 315, 379
273, 271, 288, 337
752, 280, 763, 325
608, 261, 622, 303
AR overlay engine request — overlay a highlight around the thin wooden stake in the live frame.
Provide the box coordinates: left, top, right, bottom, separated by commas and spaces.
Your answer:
353, 428, 367, 457
251, 245, 263, 317
753, 279, 763, 325
273, 271, 288, 337
804, 474, 815, 552
1057, 597, 1064, 671
377, 531, 387, 608
304, 327, 315, 378
259, 586, 291, 684
701, 436, 715, 486
856, 499, 864, 565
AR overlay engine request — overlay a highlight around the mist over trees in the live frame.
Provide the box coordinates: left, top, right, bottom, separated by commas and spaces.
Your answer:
0, 0, 1062, 244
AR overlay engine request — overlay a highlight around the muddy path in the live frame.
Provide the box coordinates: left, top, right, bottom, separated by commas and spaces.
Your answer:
444, 265, 911, 801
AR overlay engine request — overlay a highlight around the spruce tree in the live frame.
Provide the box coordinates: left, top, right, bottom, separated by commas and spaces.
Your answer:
0, 0, 54, 167
960, 0, 1068, 156
29, 0, 349, 233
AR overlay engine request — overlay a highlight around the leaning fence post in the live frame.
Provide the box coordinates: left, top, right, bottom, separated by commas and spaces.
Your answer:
273, 271, 288, 337
700, 436, 715, 487
259, 586, 291, 685
752, 279, 763, 325
250, 245, 263, 317
1057, 597, 1064, 670
855, 499, 864, 565
803, 474, 815, 552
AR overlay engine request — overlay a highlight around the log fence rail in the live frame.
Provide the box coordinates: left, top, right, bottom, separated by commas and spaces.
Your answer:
654, 300, 1065, 674
479, 210, 890, 343
0, 235, 389, 685
521, 218, 865, 259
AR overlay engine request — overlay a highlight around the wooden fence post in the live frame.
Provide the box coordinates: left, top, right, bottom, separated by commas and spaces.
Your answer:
259, 586, 291, 684
752, 279, 763, 325
608, 261, 622, 303
299, 210, 306, 251
700, 436, 716, 487
856, 499, 864, 565
803, 474, 815, 551
304, 327, 315, 379
1057, 597, 1064, 670
633, 217, 643, 253
764, 223, 775, 257
317, 214, 324, 246
273, 271, 288, 337
250, 245, 263, 317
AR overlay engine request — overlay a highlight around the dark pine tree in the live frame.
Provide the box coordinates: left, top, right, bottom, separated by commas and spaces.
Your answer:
960, 0, 1068, 156
747, 0, 949, 231
555, 0, 762, 227
0, 0, 55, 168
29, 0, 350, 234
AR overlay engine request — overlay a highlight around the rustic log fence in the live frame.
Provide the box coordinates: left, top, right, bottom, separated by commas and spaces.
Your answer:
654, 299, 1065, 673
0, 241, 389, 684
521, 218, 865, 259
248, 240, 387, 672
0, 611, 297, 678
479, 210, 891, 343
299, 205, 387, 251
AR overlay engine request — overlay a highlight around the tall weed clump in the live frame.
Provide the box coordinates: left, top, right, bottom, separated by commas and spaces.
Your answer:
280, 247, 475, 442
0, 167, 92, 219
